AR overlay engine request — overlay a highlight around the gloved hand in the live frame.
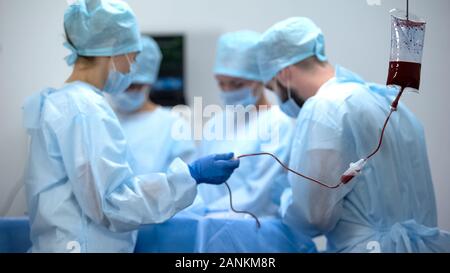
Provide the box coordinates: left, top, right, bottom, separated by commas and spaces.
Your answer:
188, 153, 240, 185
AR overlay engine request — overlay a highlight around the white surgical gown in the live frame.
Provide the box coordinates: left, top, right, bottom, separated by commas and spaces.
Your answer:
22, 81, 197, 253
116, 107, 195, 174
281, 66, 450, 252
195, 105, 294, 217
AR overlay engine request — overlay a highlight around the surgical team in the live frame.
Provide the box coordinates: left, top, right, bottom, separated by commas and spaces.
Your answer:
22, 0, 450, 253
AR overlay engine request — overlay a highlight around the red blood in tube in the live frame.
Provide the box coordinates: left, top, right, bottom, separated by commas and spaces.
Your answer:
340, 175, 355, 184
386, 61, 421, 90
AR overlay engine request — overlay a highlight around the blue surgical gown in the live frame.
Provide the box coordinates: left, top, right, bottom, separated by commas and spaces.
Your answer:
195, 105, 295, 217
281, 66, 450, 252
22, 81, 197, 253
116, 107, 195, 174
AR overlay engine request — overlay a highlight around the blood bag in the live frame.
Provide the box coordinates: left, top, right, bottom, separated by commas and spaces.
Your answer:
386, 9, 426, 92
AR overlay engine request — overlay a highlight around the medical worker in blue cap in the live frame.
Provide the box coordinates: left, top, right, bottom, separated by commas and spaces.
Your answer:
109, 36, 195, 174
195, 30, 294, 218
257, 17, 450, 252
22, 0, 239, 253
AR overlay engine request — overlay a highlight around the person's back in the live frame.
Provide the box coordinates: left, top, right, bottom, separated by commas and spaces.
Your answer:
333, 81, 437, 252
283, 66, 446, 252
24, 82, 142, 252
109, 35, 196, 174
193, 30, 295, 218
256, 17, 450, 252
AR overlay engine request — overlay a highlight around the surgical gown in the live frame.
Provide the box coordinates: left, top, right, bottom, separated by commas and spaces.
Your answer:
281, 66, 450, 252
195, 105, 294, 217
117, 107, 195, 174
22, 81, 197, 253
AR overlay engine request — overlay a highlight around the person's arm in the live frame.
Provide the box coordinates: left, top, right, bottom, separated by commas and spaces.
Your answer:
281, 103, 355, 237
53, 112, 194, 232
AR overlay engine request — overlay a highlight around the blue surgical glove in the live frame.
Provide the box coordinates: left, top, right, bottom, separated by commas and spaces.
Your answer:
188, 153, 240, 185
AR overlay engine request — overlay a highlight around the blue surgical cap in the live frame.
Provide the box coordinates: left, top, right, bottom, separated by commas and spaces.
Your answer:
214, 30, 262, 82
257, 17, 327, 84
63, 0, 142, 66
132, 36, 162, 85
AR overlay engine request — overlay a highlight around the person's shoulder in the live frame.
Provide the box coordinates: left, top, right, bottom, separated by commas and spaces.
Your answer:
262, 106, 296, 144
297, 84, 360, 131
318, 80, 366, 103
308, 80, 373, 116
267, 105, 289, 119
46, 82, 105, 113
203, 108, 226, 126
42, 83, 112, 128
156, 106, 175, 116
156, 106, 189, 124
263, 105, 295, 127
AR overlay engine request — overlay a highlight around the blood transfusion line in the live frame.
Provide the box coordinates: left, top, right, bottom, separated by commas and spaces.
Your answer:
239, 88, 405, 187
225, 88, 405, 228
224, 182, 261, 228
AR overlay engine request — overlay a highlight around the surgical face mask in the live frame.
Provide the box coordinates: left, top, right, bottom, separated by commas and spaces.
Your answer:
111, 87, 150, 113
280, 97, 301, 118
103, 55, 135, 95
278, 80, 302, 118
219, 87, 260, 106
